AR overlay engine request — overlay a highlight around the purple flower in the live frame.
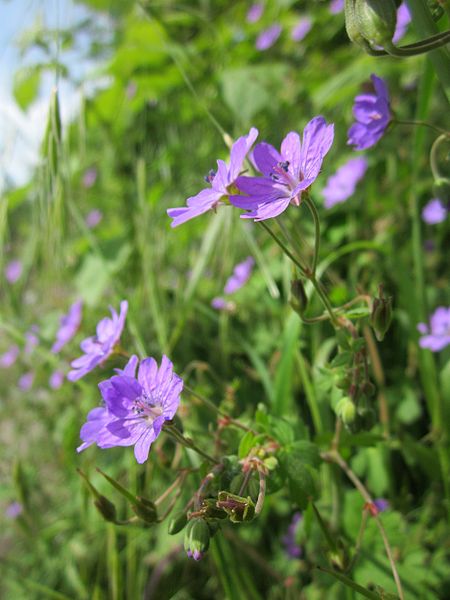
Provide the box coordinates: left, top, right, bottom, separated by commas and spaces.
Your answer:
374, 498, 389, 512
18, 371, 34, 391
167, 128, 258, 227
418, 307, 450, 352
282, 512, 303, 558
329, 0, 344, 14
67, 300, 128, 381
224, 257, 255, 294
5, 501, 23, 519
78, 354, 183, 463
421, 198, 447, 225
347, 75, 391, 151
24, 326, 39, 354
49, 370, 65, 390
291, 17, 312, 42
211, 297, 235, 311
231, 116, 334, 221
0, 345, 20, 368
126, 81, 137, 99
52, 300, 83, 353
246, 3, 264, 23
85, 209, 103, 228
5, 259, 22, 283
392, 3, 411, 44
322, 157, 368, 208
82, 167, 97, 189
256, 24, 282, 51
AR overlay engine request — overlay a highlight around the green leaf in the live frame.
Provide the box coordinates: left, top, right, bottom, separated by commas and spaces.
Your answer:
273, 311, 301, 415
13, 67, 40, 110
280, 441, 321, 508
238, 431, 255, 459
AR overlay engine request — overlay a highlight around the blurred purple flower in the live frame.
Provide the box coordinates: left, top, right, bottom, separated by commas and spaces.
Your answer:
78, 354, 183, 463
421, 198, 447, 225
418, 307, 450, 352
282, 512, 302, 558
86, 209, 103, 228
256, 24, 282, 51
5, 501, 23, 519
52, 300, 83, 353
0, 345, 20, 368
49, 370, 65, 390
224, 257, 255, 294
246, 3, 264, 23
126, 81, 137, 99
24, 326, 39, 354
211, 297, 236, 312
5, 259, 22, 283
392, 3, 411, 44
18, 371, 34, 391
167, 128, 258, 227
347, 75, 391, 151
67, 300, 128, 381
231, 116, 334, 221
374, 498, 389, 512
323, 157, 368, 208
291, 17, 312, 42
329, 0, 344, 14
82, 167, 97, 189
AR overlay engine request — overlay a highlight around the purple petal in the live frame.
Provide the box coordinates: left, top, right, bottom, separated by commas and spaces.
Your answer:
253, 143, 282, 176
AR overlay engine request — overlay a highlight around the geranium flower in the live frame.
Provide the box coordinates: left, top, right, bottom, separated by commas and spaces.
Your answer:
67, 300, 128, 381
18, 371, 34, 391
24, 326, 39, 354
246, 3, 263, 23
224, 257, 255, 294
0, 345, 20, 368
49, 370, 65, 390
322, 157, 368, 208
167, 128, 258, 227
86, 209, 103, 228
231, 116, 334, 221
347, 75, 391, 151
52, 300, 83, 353
291, 17, 312, 42
417, 307, 450, 352
329, 0, 344, 14
392, 3, 411, 44
5, 259, 22, 283
78, 355, 183, 463
256, 24, 282, 51
282, 512, 303, 558
421, 198, 447, 225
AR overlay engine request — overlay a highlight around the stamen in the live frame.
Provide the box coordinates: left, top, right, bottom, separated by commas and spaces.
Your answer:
204, 169, 216, 183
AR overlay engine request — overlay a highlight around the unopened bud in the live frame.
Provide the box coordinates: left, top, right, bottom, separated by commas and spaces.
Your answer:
132, 496, 158, 524
216, 491, 255, 523
184, 518, 211, 561
290, 279, 308, 315
336, 397, 357, 426
94, 495, 117, 523
168, 511, 188, 535
354, 0, 397, 47
370, 288, 393, 341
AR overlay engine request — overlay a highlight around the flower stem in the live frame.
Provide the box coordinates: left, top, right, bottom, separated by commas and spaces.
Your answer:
303, 194, 321, 275
393, 119, 448, 136
164, 423, 219, 464
430, 133, 450, 180
259, 220, 308, 276
308, 275, 340, 327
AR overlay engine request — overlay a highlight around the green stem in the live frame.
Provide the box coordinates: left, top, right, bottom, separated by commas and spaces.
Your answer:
406, 0, 450, 104
296, 350, 323, 435
393, 119, 448, 136
316, 566, 381, 600
303, 194, 321, 275
430, 133, 450, 180
164, 423, 219, 464
259, 220, 307, 275
309, 275, 339, 327
312, 502, 338, 553
384, 29, 450, 56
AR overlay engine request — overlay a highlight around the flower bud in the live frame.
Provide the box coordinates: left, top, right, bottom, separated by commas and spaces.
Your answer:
168, 511, 188, 535
354, 0, 397, 47
290, 279, 308, 315
184, 518, 211, 561
132, 496, 158, 524
94, 495, 117, 523
336, 397, 357, 427
344, 0, 372, 50
216, 491, 255, 523
433, 178, 450, 204
370, 289, 393, 342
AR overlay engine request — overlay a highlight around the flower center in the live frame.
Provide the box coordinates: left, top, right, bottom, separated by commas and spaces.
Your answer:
133, 393, 164, 422
269, 161, 298, 190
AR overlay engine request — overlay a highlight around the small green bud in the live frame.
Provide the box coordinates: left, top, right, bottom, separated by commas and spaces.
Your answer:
345, 0, 372, 50
336, 397, 357, 426
132, 497, 158, 524
354, 0, 397, 47
370, 288, 393, 341
433, 178, 450, 204
184, 518, 211, 561
168, 511, 188, 535
290, 279, 308, 315
94, 495, 117, 523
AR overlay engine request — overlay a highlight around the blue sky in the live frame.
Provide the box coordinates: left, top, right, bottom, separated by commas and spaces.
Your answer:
0, 0, 101, 188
